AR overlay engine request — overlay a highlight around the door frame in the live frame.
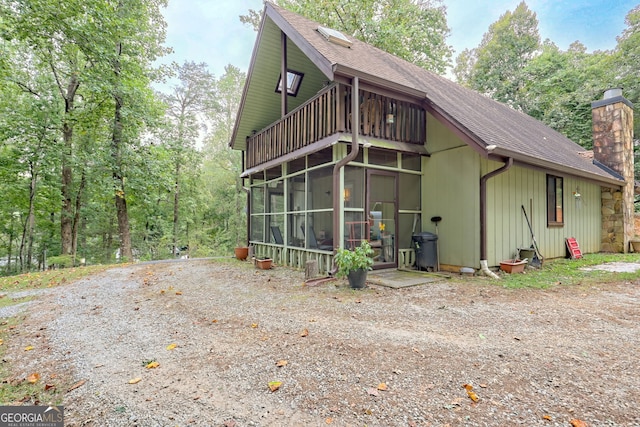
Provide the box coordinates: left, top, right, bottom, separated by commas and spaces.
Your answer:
366, 169, 398, 270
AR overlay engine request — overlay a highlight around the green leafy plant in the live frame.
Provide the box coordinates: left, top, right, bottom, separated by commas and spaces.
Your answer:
333, 241, 374, 278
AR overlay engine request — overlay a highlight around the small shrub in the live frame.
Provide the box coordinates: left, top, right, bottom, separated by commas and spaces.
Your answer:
333, 241, 374, 278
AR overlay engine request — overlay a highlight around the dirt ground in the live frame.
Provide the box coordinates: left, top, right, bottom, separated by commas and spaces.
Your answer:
2, 258, 639, 426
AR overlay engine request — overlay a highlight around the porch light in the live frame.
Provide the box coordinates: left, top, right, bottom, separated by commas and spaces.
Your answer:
343, 187, 351, 202
386, 114, 394, 124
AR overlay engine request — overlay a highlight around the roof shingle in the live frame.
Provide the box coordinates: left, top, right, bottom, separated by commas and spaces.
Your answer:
268, 2, 622, 184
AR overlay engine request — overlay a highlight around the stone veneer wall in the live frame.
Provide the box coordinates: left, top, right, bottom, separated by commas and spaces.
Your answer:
592, 97, 634, 253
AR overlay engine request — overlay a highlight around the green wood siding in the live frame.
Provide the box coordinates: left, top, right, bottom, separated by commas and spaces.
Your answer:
483, 160, 601, 266
422, 146, 480, 269
423, 112, 602, 268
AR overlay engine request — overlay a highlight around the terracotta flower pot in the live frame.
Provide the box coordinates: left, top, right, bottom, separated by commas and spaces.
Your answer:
499, 259, 527, 274
234, 246, 249, 260
256, 258, 273, 270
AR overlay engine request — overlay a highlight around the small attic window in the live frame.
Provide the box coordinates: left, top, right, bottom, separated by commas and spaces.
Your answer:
318, 26, 352, 48
275, 70, 304, 96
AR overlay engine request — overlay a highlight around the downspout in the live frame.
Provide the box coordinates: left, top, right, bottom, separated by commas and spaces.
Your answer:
241, 153, 250, 247
479, 157, 513, 278
332, 77, 360, 256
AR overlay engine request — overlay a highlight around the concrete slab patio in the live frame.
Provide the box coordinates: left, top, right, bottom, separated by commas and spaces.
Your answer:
366, 268, 448, 288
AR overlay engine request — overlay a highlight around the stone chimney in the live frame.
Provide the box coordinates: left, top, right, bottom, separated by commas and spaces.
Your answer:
592, 88, 635, 252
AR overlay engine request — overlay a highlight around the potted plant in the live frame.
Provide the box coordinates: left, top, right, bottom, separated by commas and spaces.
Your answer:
234, 241, 249, 260
333, 241, 374, 289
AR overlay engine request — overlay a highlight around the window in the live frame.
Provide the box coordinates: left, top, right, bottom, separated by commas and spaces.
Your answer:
275, 70, 303, 96
547, 175, 563, 226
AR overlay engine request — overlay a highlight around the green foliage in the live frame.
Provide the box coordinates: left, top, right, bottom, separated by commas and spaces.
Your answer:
454, 2, 639, 158
483, 253, 640, 289
46, 255, 75, 268
520, 42, 616, 147
455, 1, 540, 110
615, 5, 640, 139
333, 241, 374, 278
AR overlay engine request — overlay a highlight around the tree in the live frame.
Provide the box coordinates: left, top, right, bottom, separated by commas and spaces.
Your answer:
79, 0, 170, 261
454, 1, 540, 110
615, 5, 640, 139
242, 0, 453, 74
520, 41, 615, 147
201, 65, 246, 253
159, 61, 215, 256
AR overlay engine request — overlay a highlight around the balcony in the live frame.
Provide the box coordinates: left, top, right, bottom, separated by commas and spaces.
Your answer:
245, 83, 426, 169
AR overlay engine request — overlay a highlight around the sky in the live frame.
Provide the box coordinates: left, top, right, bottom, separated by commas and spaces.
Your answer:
159, 0, 638, 79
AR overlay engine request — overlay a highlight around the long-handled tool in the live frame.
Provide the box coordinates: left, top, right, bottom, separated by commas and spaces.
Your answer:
521, 205, 543, 267
431, 216, 442, 271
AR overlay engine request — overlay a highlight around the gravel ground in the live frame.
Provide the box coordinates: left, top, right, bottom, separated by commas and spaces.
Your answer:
2, 258, 640, 426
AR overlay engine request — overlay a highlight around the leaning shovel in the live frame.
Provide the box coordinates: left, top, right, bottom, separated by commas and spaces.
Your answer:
521, 205, 543, 267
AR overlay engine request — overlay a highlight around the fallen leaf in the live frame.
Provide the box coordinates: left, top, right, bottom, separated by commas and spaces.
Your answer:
160, 290, 165, 294
463, 383, 473, 391
325, 417, 333, 424
479, 383, 488, 388
146, 361, 160, 369
467, 390, 479, 402
0, 339, 3, 345
268, 381, 282, 392
276, 359, 288, 367
367, 387, 379, 397
377, 383, 388, 391
223, 420, 237, 427
166, 343, 177, 350
175, 291, 182, 295
128, 377, 142, 384
251, 323, 258, 328
300, 328, 309, 337
27, 373, 40, 383
542, 415, 552, 421
67, 379, 86, 392
44, 383, 55, 391
211, 319, 218, 323
570, 420, 587, 427
24, 345, 34, 351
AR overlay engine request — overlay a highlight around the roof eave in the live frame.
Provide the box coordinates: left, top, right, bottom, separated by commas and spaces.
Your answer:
491, 147, 625, 187
229, 5, 268, 151
265, 3, 335, 81
333, 64, 427, 100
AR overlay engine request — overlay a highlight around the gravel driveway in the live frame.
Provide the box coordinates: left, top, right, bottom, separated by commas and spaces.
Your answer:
3, 259, 639, 426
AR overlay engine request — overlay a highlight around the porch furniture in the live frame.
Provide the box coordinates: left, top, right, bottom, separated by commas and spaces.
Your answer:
271, 226, 284, 245
301, 225, 333, 251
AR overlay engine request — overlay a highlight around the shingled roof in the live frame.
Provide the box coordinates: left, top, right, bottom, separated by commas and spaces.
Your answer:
256, 2, 623, 186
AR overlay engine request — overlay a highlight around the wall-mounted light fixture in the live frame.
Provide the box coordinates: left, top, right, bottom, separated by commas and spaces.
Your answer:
573, 186, 582, 199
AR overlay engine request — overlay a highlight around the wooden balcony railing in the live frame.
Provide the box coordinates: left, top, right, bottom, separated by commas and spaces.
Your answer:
246, 83, 426, 169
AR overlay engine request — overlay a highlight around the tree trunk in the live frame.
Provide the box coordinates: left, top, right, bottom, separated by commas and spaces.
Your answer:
111, 42, 132, 261
71, 168, 86, 263
173, 162, 180, 257
20, 160, 38, 271
60, 75, 80, 255
112, 94, 132, 261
